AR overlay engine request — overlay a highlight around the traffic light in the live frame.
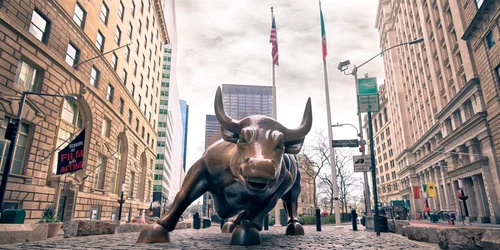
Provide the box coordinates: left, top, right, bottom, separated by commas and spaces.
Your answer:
359, 144, 365, 152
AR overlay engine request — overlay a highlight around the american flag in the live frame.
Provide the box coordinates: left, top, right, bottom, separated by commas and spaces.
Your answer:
270, 15, 279, 66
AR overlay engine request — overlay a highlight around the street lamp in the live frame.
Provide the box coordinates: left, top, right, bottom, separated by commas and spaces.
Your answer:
0, 91, 79, 214
331, 123, 360, 137
117, 182, 126, 224
338, 38, 424, 236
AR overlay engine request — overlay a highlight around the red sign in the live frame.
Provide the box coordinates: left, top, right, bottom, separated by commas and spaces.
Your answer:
413, 186, 420, 199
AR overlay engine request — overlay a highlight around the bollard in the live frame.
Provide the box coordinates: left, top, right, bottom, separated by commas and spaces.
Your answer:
315, 207, 321, 231
264, 214, 269, 230
220, 218, 225, 230
351, 208, 358, 231
193, 212, 200, 229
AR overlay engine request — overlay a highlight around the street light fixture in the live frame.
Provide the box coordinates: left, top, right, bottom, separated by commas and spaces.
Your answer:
331, 123, 360, 138
338, 38, 423, 236
0, 91, 79, 214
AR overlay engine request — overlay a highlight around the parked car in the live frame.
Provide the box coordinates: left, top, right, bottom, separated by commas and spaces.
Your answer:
131, 216, 146, 223
145, 216, 159, 223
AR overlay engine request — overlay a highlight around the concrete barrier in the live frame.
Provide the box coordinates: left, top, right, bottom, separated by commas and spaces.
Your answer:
0, 224, 48, 244
63, 220, 116, 238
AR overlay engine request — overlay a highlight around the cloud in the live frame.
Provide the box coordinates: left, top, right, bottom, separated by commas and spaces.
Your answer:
175, 0, 385, 170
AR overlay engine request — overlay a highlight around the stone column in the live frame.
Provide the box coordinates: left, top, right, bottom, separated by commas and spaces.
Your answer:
466, 139, 481, 162
433, 166, 442, 211
439, 163, 450, 210
463, 178, 477, 222
472, 175, 490, 223
478, 132, 500, 223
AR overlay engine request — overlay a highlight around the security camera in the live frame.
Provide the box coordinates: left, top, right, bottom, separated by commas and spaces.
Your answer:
337, 60, 351, 72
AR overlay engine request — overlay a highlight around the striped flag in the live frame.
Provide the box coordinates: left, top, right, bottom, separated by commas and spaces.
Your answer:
270, 15, 279, 66
320, 5, 327, 61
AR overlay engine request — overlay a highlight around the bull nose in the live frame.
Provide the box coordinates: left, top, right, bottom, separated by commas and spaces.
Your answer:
242, 158, 277, 180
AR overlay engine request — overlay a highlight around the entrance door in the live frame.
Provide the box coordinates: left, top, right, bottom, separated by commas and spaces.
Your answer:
57, 196, 66, 221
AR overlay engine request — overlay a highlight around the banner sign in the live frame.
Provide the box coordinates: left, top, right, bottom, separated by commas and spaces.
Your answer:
413, 186, 420, 199
56, 129, 85, 175
426, 181, 436, 198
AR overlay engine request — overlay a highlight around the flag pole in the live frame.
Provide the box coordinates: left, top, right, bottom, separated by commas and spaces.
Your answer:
319, 0, 341, 227
271, 7, 277, 120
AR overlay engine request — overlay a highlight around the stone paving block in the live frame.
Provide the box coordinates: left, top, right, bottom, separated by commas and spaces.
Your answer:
437, 227, 485, 250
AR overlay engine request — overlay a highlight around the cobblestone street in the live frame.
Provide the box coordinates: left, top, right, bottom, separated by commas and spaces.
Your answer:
0, 225, 436, 249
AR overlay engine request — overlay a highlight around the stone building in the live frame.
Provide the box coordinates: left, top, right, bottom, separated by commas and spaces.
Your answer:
296, 154, 316, 216
0, 0, 168, 223
375, 0, 500, 223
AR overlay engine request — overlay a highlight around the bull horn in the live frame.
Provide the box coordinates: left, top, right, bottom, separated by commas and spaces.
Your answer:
214, 86, 239, 134
284, 97, 313, 141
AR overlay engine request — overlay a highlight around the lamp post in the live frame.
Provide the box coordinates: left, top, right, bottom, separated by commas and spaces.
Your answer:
338, 38, 424, 235
0, 91, 78, 214
117, 182, 126, 224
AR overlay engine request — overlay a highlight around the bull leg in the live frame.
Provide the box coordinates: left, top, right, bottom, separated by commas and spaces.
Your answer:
137, 160, 208, 243
221, 211, 247, 233
281, 170, 304, 235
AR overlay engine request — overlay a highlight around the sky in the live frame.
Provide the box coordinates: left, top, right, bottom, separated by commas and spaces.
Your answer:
175, 0, 385, 176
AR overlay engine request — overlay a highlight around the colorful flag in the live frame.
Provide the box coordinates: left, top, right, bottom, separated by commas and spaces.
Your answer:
270, 14, 279, 66
320, 5, 327, 61
413, 186, 420, 199
426, 182, 436, 198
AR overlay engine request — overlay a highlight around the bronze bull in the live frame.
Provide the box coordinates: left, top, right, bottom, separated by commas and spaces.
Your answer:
137, 86, 312, 245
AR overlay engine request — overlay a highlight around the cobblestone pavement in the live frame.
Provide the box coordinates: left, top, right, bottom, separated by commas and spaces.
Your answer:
0, 225, 435, 250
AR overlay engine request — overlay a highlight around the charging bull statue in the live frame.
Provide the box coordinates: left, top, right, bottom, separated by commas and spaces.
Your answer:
137, 86, 312, 245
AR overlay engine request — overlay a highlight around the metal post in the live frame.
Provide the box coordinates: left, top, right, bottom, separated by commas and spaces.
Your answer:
264, 214, 269, 230
315, 207, 321, 231
117, 183, 125, 222
0, 92, 26, 214
353, 67, 372, 217
368, 111, 380, 236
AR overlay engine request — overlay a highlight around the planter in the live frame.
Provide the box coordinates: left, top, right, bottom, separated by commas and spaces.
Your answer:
46, 222, 63, 238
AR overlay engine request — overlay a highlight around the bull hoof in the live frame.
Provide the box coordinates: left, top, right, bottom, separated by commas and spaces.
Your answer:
136, 223, 170, 243
221, 221, 238, 233
230, 220, 261, 245
285, 221, 305, 235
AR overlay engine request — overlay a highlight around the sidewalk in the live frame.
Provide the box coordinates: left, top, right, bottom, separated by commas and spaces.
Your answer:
408, 219, 500, 229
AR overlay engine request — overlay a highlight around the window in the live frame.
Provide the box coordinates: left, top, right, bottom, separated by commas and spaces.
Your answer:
93, 154, 106, 189
141, 127, 145, 138
65, 43, 80, 66
146, 18, 149, 31
475, 0, 484, 9
496, 65, 500, 84
138, 20, 142, 34
119, 98, 124, 114
138, 95, 142, 106
136, 39, 140, 54
131, 2, 135, 16
114, 26, 121, 45
133, 144, 138, 157
122, 69, 127, 84
124, 46, 130, 62
128, 109, 133, 124
133, 61, 137, 75
142, 55, 145, 67
129, 171, 135, 197
73, 2, 86, 28
15, 60, 41, 91
0, 117, 30, 175
101, 117, 111, 137
131, 83, 135, 96
107, 84, 114, 102
90, 66, 100, 87
118, 1, 124, 20
135, 119, 139, 132
140, 0, 144, 13
95, 31, 105, 52
99, 2, 109, 24
128, 23, 133, 38
486, 30, 495, 49
29, 9, 50, 42
111, 53, 117, 70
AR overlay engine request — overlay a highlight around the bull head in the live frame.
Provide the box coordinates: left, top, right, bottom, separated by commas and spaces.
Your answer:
214, 87, 312, 195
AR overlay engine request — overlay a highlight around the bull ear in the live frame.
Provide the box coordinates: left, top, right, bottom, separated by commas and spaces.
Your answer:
220, 126, 239, 143
284, 139, 305, 154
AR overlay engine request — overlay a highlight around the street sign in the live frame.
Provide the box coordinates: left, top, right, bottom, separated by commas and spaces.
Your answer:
357, 77, 378, 95
353, 155, 371, 172
332, 139, 359, 148
358, 94, 380, 113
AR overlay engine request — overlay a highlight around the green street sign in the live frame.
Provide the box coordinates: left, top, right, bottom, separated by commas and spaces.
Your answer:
357, 77, 378, 95
358, 94, 380, 113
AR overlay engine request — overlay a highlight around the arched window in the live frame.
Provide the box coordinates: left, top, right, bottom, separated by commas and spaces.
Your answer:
110, 136, 122, 194
138, 153, 147, 201
50, 99, 84, 175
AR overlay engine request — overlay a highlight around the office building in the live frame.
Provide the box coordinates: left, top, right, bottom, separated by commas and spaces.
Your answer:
0, 0, 168, 222
375, 0, 500, 223
221, 84, 275, 119
180, 100, 189, 172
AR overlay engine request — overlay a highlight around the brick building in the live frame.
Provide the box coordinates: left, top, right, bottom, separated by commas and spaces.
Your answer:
0, 0, 168, 223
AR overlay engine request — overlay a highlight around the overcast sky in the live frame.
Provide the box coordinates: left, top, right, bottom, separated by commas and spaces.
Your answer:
175, 0, 385, 174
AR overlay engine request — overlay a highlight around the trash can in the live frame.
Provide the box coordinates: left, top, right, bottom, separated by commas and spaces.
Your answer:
361, 215, 366, 226
379, 216, 389, 233
430, 213, 439, 223
0, 209, 26, 224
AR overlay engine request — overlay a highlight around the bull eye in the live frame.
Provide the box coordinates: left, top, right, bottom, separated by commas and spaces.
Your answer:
237, 137, 248, 145
276, 141, 284, 150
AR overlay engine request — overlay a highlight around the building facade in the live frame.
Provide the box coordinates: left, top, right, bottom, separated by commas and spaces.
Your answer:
180, 100, 189, 172
363, 83, 399, 208
221, 84, 275, 120
375, 0, 500, 223
296, 154, 316, 216
0, 0, 168, 222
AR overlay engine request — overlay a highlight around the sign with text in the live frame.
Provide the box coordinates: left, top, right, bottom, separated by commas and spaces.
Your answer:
353, 155, 371, 172
332, 139, 359, 148
357, 77, 378, 95
358, 94, 380, 113
56, 129, 86, 175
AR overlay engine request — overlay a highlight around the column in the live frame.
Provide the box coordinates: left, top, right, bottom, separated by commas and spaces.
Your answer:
466, 139, 481, 162
478, 132, 500, 223
439, 163, 450, 210
472, 175, 490, 223
433, 166, 442, 211
463, 178, 477, 222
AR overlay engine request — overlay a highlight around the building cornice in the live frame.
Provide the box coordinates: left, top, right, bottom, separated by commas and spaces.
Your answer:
154, 0, 170, 44
435, 78, 480, 120
462, 0, 496, 40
